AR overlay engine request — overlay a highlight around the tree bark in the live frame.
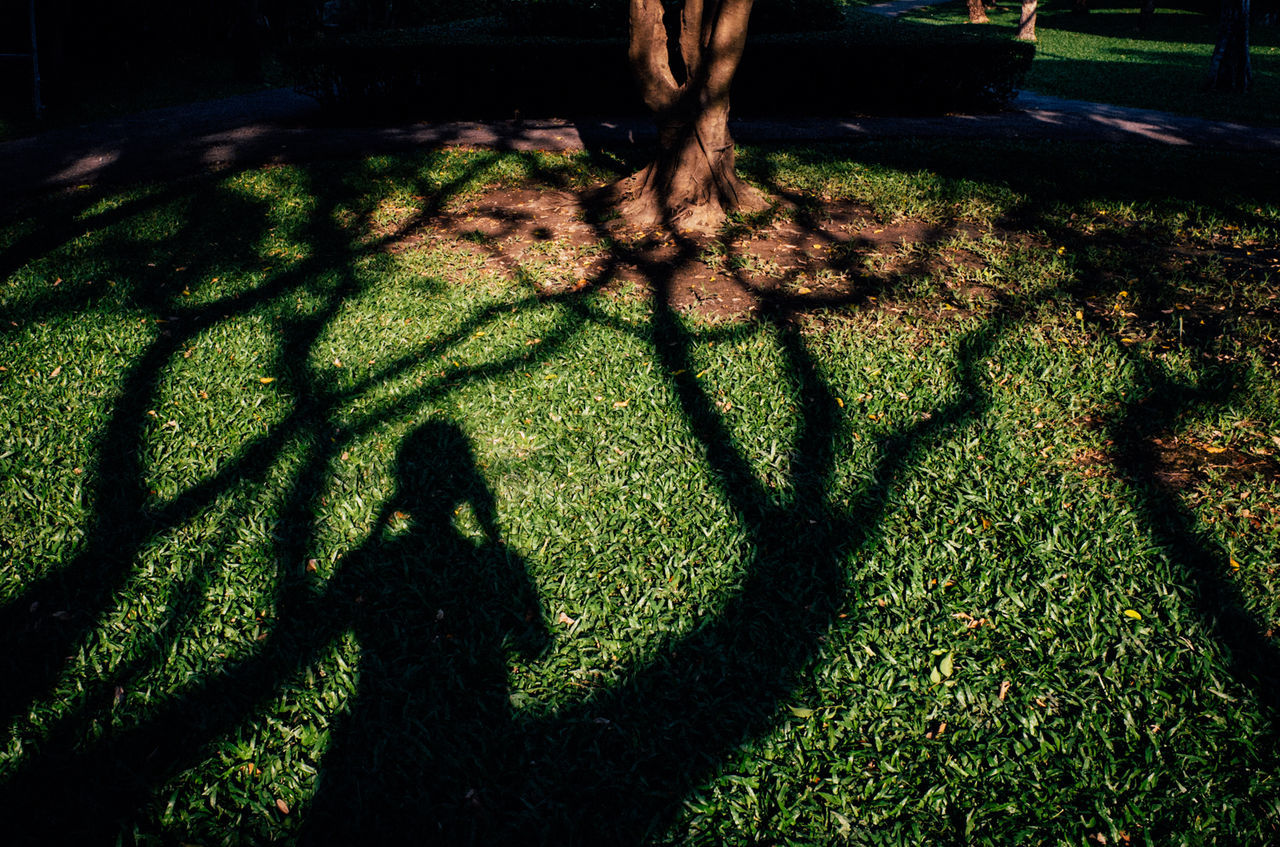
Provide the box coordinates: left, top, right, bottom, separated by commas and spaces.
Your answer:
1016, 0, 1038, 40
619, 0, 769, 233
1207, 0, 1252, 91
967, 0, 990, 24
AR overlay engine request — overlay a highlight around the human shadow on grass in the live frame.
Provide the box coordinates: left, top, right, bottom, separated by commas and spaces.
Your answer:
0, 149, 675, 842
0, 147, 1006, 843
1, 422, 550, 843
8, 138, 1275, 842
0, 151, 579, 732
292, 421, 551, 841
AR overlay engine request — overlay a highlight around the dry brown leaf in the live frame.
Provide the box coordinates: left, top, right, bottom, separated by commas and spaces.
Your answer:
276, 798, 290, 815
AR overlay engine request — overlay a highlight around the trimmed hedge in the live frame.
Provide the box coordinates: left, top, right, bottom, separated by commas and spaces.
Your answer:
285, 15, 1035, 118
502, 0, 846, 37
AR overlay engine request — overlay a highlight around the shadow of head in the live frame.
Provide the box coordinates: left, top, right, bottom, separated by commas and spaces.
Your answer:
389, 420, 496, 535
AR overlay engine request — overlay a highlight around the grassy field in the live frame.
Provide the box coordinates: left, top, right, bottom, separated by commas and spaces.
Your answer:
1, 141, 1279, 844
904, 0, 1280, 126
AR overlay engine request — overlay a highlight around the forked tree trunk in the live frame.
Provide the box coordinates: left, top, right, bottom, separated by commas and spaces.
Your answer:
1207, 0, 1252, 91
967, 0, 989, 24
620, 0, 769, 232
1016, 0, 1038, 40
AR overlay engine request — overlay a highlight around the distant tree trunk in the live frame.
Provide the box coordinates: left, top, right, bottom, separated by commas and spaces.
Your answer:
1207, 0, 1252, 91
1016, 0, 1037, 39
967, 0, 990, 23
1140, 0, 1156, 29
231, 0, 267, 82
619, 0, 769, 233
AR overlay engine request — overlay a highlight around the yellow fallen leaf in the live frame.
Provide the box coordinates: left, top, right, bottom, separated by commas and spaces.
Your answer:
259, 377, 275, 384
836, 398, 844, 408
797, 286, 812, 295
1230, 557, 1241, 571
1123, 609, 1142, 620
1204, 446, 1227, 454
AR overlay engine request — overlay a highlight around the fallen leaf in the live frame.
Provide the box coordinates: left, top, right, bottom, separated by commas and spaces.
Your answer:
557, 611, 577, 627
998, 680, 1012, 701
939, 652, 955, 678
306, 559, 318, 573
788, 705, 815, 718
50, 366, 62, 378
259, 377, 275, 384
1123, 609, 1142, 620
276, 798, 290, 815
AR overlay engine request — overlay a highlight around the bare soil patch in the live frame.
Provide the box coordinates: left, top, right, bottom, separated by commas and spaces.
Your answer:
387, 186, 990, 321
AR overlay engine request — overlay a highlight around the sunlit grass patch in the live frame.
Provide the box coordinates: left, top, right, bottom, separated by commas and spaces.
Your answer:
2, 143, 1279, 844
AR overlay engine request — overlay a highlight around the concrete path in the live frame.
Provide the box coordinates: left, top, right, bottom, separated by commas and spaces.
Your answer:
862, 0, 955, 17
2, 86, 1278, 202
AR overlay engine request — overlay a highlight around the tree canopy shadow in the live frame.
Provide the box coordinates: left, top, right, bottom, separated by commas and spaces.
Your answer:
1, 136, 1278, 843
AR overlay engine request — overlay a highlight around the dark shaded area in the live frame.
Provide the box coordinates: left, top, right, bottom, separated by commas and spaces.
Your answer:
285, 16, 1033, 119
0, 134, 1277, 843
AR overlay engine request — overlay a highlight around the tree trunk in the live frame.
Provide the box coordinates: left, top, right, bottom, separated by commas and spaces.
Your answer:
619, 0, 769, 233
1140, 0, 1156, 29
1016, 0, 1038, 40
967, 0, 990, 24
1207, 0, 1252, 91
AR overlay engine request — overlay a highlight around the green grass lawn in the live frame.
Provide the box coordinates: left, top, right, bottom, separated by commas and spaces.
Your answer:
904, 0, 1280, 126
2, 142, 1279, 844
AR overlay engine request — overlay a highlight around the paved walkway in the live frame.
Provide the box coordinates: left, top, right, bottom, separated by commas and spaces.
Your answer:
2, 85, 1278, 201
862, 0, 957, 17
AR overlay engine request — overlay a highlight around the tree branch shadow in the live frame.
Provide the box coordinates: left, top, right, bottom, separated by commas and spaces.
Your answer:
2, 137, 1277, 844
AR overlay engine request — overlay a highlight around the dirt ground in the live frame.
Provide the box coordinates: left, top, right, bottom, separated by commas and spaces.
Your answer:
391, 186, 994, 321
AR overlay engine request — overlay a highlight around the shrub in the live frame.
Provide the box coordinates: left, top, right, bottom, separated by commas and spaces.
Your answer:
285, 15, 1034, 118
502, 0, 846, 37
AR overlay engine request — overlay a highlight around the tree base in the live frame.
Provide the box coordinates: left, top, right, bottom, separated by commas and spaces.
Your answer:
612, 162, 770, 235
